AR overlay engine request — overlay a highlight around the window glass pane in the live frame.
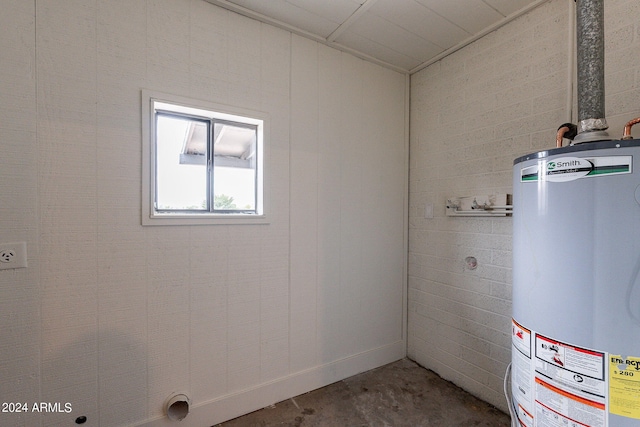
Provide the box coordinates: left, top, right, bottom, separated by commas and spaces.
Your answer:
213, 166, 256, 211
213, 123, 257, 212
156, 114, 208, 210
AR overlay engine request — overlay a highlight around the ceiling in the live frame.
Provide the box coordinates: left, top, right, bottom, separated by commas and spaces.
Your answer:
205, 0, 548, 74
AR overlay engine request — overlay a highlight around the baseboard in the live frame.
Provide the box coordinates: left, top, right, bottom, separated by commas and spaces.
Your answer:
139, 340, 405, 427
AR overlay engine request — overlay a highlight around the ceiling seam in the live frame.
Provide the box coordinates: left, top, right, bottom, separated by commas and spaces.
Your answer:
204, 0, 551, 76
326, 0, 379, 43
205, 0, 327, 44
413, 0, 474, 37
204, 0, 408, 74
480, 0, 506, 17
409, 0, 552, 74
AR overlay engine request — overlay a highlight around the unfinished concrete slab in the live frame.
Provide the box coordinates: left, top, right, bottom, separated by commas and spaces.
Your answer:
214, 358, 511, 426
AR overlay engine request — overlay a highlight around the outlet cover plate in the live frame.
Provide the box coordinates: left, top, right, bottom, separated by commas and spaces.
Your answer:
0, 242, 27, 270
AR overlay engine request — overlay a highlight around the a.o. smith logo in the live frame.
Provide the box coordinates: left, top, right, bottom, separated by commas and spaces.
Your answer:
544, 157, 593, 182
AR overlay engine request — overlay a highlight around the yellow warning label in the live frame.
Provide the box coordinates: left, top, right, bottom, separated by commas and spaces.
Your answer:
610, 355, 640, 419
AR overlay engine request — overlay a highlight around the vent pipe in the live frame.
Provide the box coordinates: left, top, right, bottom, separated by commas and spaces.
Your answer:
573, 0, 611, 143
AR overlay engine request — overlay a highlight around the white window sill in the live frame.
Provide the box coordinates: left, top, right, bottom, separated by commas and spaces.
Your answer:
142, 213, 269, 226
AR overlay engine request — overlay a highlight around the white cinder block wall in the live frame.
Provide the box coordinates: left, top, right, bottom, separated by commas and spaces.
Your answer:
408, 0, 640, 412
0, 1, 407, 426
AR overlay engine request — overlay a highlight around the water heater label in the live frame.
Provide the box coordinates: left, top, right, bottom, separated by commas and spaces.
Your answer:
512, 319, 534, 426
533, 334, 607, 427
512, 320, 611, 427
609, 354, 640, 419
520, 156, 632, 182
513, 319, 531, 357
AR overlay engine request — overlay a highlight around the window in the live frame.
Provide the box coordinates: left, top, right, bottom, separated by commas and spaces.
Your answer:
142, 91, 268, 225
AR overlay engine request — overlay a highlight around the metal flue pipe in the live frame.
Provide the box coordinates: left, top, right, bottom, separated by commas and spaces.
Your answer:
574, 0, 611, 142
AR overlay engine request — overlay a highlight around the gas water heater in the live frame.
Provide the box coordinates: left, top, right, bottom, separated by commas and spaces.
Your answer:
511, 138, 640, 427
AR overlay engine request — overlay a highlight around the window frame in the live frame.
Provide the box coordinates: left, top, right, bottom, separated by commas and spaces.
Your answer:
142, 90, 269, 226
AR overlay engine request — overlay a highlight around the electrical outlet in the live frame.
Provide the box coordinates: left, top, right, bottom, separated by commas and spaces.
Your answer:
0, 242, 27, 270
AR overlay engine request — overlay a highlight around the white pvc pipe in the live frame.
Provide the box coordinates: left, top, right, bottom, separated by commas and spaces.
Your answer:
165, 393, 190, 421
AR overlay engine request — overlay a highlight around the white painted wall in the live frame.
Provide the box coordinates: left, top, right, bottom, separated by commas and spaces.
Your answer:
409, 0, 640, 412
0, 1, 407, 426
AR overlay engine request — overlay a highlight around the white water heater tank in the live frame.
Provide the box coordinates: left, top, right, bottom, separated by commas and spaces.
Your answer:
511, 139, 640, 427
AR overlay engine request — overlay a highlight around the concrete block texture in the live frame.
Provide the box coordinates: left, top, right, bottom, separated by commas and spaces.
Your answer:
408, 0, 640, 412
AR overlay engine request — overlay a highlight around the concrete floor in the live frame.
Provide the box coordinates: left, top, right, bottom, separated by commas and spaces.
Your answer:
214, 358, 511, 427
